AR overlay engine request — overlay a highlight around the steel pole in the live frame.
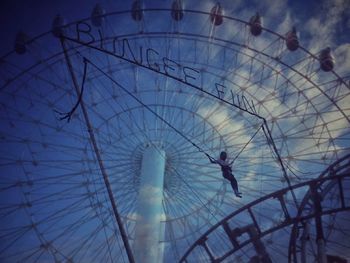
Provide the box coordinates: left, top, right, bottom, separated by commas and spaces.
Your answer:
60, 37, 135, 263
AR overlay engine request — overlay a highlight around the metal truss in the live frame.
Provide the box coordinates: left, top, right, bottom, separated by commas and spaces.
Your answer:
180, 154, 350, 262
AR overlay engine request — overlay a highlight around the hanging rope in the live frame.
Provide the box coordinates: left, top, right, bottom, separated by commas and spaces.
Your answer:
204, 124, 263, 165
54, 58, 88, 122
230, 124, 263, 164
261, 124, 301, 180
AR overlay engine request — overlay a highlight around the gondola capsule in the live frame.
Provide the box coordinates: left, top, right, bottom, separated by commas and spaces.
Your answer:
14, 31, 29, 54
91, 4, 105, 27
52, 15, 66, 38
319, 47, 335, 72
131, 1, 143, 21
210, 3, 223, 26
171, 0, 184, 21
249, 12, 263, 36
285, 27, 299, 51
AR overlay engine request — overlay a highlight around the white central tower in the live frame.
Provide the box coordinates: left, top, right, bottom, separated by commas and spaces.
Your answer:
133, 144, 166, 263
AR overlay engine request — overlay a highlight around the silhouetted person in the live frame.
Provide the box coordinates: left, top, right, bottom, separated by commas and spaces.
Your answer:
207, 151, 242, 198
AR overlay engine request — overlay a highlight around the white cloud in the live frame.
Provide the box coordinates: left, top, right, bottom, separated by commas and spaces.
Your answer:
304, 0, 350, 52
256, 0, 289, 18
197, 106, 252, 146
334, 43, 350, 75
276, 12, 294, 35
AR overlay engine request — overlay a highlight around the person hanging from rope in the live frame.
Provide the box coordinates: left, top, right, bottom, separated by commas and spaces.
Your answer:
206, 151, 242, 198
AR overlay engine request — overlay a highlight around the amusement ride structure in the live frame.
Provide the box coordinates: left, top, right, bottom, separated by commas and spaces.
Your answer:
0, 1, 349, 262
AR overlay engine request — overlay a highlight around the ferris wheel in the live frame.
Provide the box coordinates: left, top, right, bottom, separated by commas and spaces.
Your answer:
0, 1, 349, 263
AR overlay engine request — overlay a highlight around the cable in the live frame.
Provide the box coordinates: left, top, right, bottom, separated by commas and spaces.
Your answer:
231, 124, 263, 164
59, 39, 135, 263
79, 57, 235, 237
54, 60, 88, 122
84, 57, 216, 161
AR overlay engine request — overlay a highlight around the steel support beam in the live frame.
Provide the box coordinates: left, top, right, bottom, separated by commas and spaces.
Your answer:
60, 37, 135, 263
